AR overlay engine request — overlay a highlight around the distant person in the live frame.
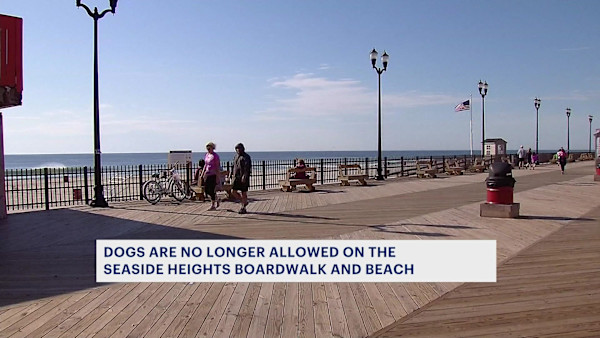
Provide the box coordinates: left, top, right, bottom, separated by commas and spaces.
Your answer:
530, 152, 538, 170
526, 148, 533, 168
201, 142, 221, 210
294, 159, 307, 179
517, 145, 527, 169
230, 143, 252, 214
192, 159, 205, 186
557, 147, 567, 174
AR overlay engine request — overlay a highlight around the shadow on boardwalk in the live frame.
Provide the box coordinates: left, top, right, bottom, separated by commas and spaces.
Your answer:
0, 209, 240, 307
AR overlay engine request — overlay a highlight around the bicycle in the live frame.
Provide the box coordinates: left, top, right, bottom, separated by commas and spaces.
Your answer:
142, 166, 187, 204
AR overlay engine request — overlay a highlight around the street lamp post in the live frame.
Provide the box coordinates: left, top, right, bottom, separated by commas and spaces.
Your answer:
589, 115, 594, 153
534, 97, 541, 154
370, 49, 389, 181
76, 0, 118, 207
566, 108, 571, 154
478, 80, 488, 157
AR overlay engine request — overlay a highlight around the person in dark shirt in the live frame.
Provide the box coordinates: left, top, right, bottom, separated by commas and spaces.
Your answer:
230, 143, 252, 214
294, 159, 307, 179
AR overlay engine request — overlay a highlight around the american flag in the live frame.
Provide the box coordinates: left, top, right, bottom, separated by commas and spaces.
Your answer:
454, 100, 470, 112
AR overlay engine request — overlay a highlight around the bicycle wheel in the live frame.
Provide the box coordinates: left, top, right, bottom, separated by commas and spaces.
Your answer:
143, 180, 162, 204
170, 180, 186, 202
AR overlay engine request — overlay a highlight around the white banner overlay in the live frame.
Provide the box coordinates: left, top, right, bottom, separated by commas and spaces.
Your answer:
96, 240, 496, 283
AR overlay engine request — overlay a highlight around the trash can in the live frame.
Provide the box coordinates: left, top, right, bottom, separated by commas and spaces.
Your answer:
485, 162, 516, 205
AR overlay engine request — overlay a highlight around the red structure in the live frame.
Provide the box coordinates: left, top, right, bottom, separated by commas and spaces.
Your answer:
0, 14, 23, 109
0, 13, 23, 219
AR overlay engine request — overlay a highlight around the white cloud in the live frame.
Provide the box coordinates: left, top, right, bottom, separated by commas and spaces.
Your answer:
542, 90, 600, 102
559, 46, 591, 52
256, 73, 462, 120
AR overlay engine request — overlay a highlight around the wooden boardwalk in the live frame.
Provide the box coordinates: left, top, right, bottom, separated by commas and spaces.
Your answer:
0, 161, 598, 337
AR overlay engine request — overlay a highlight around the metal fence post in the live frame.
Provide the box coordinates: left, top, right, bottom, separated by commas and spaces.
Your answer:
84, 166, 89, 204
365, 157, 369, 177
138, 165, 144, 200
400, 156, 404, 177
320, 159, 324, 185
262, 161, 266, 190
43, 168, 50, 210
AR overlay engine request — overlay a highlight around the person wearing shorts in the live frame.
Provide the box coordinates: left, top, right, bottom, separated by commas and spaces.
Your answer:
230, 143, 252, 214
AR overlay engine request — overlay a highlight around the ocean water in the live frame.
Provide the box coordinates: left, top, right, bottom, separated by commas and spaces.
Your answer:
2, 150, 566, 170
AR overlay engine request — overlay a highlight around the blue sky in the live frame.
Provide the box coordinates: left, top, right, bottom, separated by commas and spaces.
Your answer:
2, 0, 599, 154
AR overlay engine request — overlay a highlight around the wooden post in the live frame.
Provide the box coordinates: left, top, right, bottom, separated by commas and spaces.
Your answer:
401, 156, 404, 177
384, 156, 388, 178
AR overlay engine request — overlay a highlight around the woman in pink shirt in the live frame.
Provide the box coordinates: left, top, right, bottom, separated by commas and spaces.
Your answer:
201, 142, 221, 210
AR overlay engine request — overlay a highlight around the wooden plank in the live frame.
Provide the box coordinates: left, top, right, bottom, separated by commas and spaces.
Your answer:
196, 282, 237, 337
126, 283, 186, 337
42, 284, 131, 337
337, 282, 367, 337
264, 282, 286, 337
212, 282, 250, 337
312, 282, 331, 337
387, 283, 419, 315
75, 283, 152, 337
97, 282, 170, 337
0, 304, 30, 325
144, 283, 203, 338
178, 282, 225, 337
229, 282, 261, 337
280, 283, 299, 338
7, 291, 89, 337
159, 282, 213, 338
0, 300, 50, 332
348, 282, 381, 333
324, 283, 350, 338
247, 282, 275, 337
298, 282, 315, 337
374, 282, 408, 320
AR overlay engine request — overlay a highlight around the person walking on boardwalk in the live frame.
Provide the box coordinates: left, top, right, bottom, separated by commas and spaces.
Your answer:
201, 142, 221, 210
230, 143, 252, 214
530, 152, 538, 170
557, 147, 567, 174
526, 147, 533, 169
517, 145, 527, 169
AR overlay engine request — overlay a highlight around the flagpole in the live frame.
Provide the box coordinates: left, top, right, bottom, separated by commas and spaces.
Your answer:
469, 94, 473, 156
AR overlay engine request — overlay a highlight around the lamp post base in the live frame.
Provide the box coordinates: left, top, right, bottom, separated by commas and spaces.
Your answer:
376, 175, 385, 181
90, 185, 109, 207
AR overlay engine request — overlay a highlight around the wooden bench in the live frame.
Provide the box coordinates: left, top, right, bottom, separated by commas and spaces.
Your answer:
338, 164, 368, 186
415, 160, 437, 178
444, 159, 464, 175
190, 170, 233, 201
468, 158, 487, 173
279, 167, 317, 192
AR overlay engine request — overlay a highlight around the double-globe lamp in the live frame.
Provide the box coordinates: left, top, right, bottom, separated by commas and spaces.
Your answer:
370, 49, 389, 181
76, 0, 118, 207
534, 97, 541, 154
478, 80, 488, 156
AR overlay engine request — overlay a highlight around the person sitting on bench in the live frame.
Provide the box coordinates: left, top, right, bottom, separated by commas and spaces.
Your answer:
192, 159, 205, 186
294, 159, 308, 179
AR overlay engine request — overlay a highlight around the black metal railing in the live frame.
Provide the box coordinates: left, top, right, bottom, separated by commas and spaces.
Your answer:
3, 152, 589, 212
